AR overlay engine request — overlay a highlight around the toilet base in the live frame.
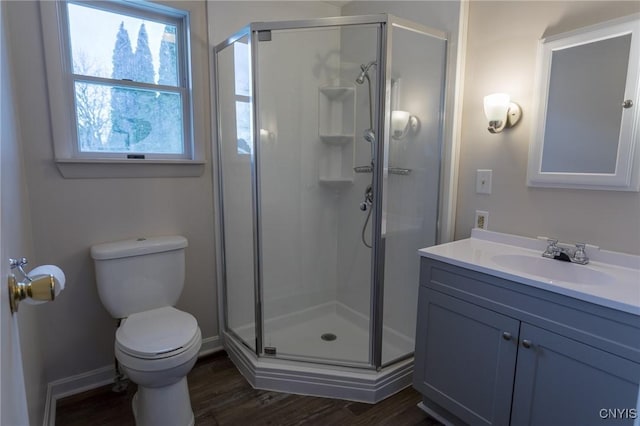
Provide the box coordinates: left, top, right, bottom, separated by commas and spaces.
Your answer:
132, 377, 194, 426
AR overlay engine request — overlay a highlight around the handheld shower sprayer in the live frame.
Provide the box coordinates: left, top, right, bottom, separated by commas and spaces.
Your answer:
355, 61, 377, 85
355, 60, 378, 249
363, 128, 376, 164
355, 61, 378, 163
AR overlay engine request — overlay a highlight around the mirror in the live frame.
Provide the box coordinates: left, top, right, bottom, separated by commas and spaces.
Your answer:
528, 14, 640, 191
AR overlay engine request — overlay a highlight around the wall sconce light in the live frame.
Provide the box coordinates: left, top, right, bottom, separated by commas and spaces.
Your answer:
259, 128, 276, 143
391, 110, 419, 140
483, 93, 522, 134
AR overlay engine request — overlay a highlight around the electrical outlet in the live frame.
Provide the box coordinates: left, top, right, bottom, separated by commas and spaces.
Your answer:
476, 169, 492, 194
475, 210, 489, 230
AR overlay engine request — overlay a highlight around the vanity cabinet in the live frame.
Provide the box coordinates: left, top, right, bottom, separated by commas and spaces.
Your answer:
414, 258, 640, 426
510, 323, 638, 426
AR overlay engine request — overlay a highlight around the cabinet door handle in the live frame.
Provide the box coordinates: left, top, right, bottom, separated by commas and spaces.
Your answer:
502, 331, 512, 341
522, 339, 533, 349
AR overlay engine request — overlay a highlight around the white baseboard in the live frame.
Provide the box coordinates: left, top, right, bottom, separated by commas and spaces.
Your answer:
43, 335, 223, 426
199, 335, 223, 357
43, 365, 114, 426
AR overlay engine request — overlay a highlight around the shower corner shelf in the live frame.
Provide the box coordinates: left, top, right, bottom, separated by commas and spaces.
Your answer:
318, 85, 355, 138
318, 177, 354, 188
318, 84, 356, 189
319, 134, 353, 145
319, 86, 354, 100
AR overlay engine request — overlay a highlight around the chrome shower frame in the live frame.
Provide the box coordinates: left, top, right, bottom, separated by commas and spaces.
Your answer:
213, 14, 448, 375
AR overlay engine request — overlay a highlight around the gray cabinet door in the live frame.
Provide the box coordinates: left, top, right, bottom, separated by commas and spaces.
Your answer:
414, 288, 520, 425
511, 323, 640, 426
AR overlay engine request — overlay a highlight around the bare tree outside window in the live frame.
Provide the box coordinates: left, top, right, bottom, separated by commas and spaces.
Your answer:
73, 51, 111, 150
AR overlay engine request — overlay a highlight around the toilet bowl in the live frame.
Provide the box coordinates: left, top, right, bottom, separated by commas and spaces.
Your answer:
90, 236, 200, 426
115, 307, 202, 426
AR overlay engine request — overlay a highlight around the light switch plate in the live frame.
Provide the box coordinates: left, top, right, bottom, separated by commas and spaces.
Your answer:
476, 169, 492, 194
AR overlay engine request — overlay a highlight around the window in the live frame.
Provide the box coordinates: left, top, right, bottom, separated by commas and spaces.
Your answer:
41, 0, 206, 176
233, 40, 252, 155
66, 1, 189, 158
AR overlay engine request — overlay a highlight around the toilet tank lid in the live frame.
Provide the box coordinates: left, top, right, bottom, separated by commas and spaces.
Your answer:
90, 236, 188, 260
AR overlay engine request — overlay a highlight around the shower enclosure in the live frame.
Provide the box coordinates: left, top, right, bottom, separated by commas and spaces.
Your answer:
214, 14, 447, 401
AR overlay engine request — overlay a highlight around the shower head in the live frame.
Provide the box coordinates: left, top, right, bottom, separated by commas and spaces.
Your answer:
355, 61, 377, 85
363, 129, 376, 144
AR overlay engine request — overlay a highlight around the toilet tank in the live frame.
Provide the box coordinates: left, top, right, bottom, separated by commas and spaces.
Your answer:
90, 236, 188, 319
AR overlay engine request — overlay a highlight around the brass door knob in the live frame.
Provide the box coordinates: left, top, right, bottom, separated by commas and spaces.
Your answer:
8, 274, 56, 314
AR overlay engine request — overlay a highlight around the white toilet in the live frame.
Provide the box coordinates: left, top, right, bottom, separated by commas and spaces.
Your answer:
90, 236, 202, 426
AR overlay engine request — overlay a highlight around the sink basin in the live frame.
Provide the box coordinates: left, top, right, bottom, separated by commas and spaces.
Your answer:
419, 229, 640, 314
491, 254, 615, 286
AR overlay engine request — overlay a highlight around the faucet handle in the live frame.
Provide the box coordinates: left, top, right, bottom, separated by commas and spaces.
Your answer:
572, 243, 589, 264
545, 239, 559, 251
542, 239, 559, 258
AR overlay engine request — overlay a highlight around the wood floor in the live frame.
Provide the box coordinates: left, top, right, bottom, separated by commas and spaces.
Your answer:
56, 351, 441, 426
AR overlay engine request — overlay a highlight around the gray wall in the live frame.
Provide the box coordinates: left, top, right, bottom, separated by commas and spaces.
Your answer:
456, 1, 640, 255
5, 0, 217, 383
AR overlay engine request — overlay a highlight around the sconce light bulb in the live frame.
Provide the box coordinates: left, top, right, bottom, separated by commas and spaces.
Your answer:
392, 110, 419, 140
484, 93, 521, 134
484, 93, 510, 121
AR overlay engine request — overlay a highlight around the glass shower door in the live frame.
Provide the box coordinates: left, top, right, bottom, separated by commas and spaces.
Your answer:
255, 23, 380, 366
215, 34, 257, 351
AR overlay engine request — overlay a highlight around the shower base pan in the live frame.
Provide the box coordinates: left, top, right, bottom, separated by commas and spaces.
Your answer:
224, 302, 414, 403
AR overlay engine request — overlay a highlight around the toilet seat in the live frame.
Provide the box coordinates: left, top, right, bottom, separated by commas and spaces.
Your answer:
116, 306, 199, 360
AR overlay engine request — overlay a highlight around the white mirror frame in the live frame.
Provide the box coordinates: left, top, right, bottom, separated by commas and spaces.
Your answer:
528, 14, 640, 191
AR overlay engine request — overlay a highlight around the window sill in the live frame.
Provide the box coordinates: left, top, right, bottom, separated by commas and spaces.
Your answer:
55, 158, 206, 179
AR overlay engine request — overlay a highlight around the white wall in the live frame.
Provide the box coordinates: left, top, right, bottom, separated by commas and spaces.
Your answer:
5, 0, 217, 384
1, 2, 47, 423
456, 1, 640, 255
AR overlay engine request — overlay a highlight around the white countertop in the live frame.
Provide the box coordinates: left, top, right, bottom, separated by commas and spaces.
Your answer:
419, 229, 640, 316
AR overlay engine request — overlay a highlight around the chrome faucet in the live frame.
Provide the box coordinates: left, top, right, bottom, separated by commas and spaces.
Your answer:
542, 239, 561, 259
542, 239, 589, 265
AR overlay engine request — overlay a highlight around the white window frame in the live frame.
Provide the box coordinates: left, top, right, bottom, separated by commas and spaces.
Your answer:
40, 0, 205, 178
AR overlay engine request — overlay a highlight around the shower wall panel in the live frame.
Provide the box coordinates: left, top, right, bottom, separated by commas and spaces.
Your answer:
381, 28, 446, 363
217, 38, 256, 348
